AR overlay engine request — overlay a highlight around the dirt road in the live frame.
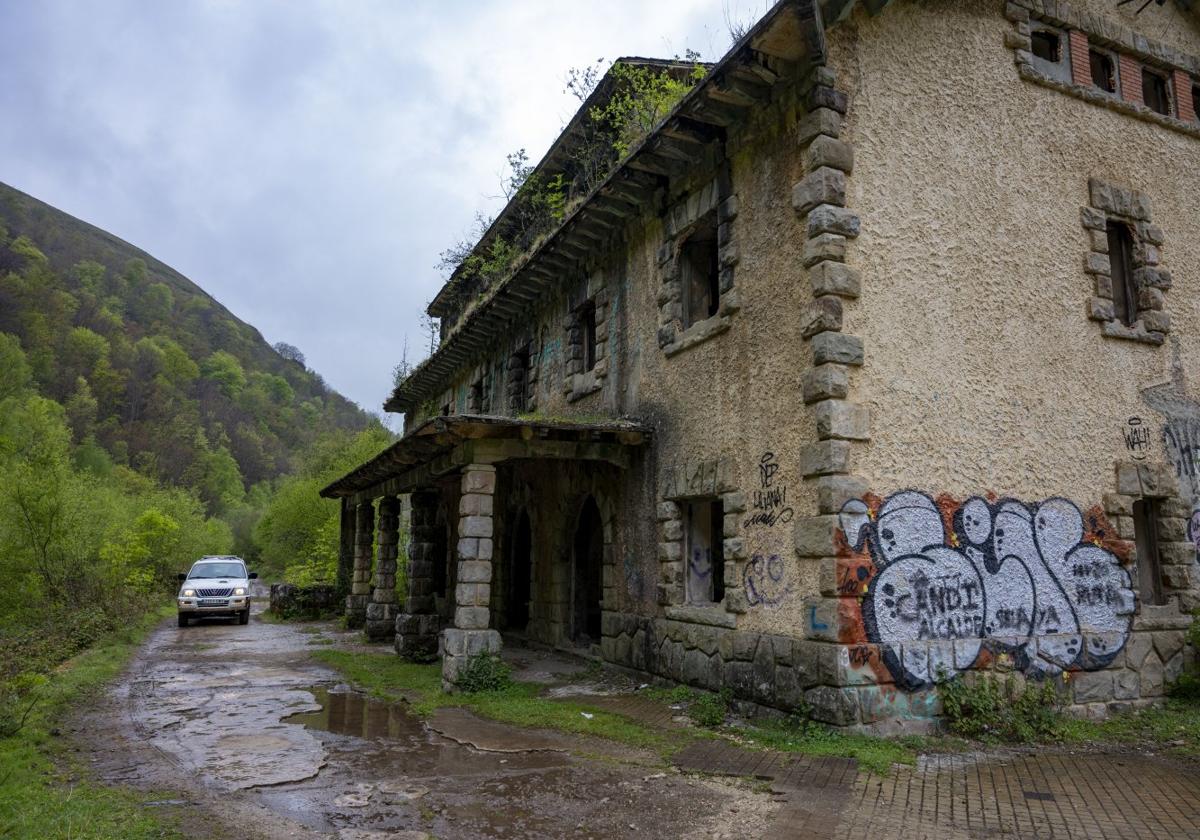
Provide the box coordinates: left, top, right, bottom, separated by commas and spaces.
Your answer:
71, 600, 778, 839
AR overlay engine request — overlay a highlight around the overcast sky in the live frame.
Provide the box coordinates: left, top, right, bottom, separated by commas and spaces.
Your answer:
0, 0, 770, 426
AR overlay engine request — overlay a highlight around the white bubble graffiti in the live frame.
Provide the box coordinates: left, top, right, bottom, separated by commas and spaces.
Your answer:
839, 492, 1134, 690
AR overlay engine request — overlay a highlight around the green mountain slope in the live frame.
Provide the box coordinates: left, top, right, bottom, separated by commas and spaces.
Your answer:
0, 180, 375, 514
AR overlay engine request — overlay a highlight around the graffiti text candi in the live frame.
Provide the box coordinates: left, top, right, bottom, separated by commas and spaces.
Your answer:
840, 491, 1134, 690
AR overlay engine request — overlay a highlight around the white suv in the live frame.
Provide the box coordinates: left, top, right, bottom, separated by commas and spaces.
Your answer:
176, 556, 257, 627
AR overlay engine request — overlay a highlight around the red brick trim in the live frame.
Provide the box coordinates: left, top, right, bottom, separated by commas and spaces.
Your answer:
1119, 54, 1143, 105
1174, 69, 1197, 124
1068, 30, 1091, 87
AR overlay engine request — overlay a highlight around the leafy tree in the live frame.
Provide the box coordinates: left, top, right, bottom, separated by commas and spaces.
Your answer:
0, 333, 31, 400
64, 377, 98, 442
273, 342, 305, 366
201, 350, 246, 398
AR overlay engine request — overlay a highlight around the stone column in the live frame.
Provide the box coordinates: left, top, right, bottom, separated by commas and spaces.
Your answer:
441, 464, 501, 691
395, 491, 440, 661
365, 495, 400, 641
335, 498, 355, 601
345, 501, 374, 629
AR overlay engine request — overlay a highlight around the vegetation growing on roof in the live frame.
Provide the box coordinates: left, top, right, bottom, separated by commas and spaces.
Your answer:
427, 55, 708, 342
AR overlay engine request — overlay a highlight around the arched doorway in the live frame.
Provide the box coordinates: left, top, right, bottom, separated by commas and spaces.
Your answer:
571, 497, 604, 644
507, 509, 532, 630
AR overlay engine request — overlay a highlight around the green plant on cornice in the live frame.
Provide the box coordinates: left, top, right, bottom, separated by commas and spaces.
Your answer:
591, 56, 706, 158
433, 56, 706, 333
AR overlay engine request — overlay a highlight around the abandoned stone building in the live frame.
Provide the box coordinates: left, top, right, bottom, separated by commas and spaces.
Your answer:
321, 0, 1200, 728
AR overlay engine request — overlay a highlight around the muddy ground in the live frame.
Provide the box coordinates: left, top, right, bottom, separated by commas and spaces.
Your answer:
67, 598, 779, 840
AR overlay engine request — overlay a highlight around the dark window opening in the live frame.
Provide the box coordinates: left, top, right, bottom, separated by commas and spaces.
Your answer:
685, 499, 725, 605
1192, 84, 1199, 122
469, 377, 485, 414
1143, 68, 1171, 115
1133, 499, 1165, 607
1089, 50, 1117, 93
432, 517, 449, 601
1031, 30, 1061, 63
1106, 221, 1137, 327
441, 403, 451, 416
580, 302, 598, 372
507, 509, 532, 630
681, 216, 720, 328
571, 497, 604, 644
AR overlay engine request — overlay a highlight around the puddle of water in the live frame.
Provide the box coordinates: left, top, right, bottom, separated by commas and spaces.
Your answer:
287, 688, 427, 742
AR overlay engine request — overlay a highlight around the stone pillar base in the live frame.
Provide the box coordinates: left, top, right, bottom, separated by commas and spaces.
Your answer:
395, 612, 440, 662
440, 628, 501, 692
345, 594, 369, 629
365, 601, 399, 641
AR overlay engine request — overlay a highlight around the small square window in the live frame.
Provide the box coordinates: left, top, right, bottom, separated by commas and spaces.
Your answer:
1142, 68, 1172, 116
1133, 499, 1165, 606
1031, 30, 1061, 63
1107, 221, 1137, 328
580, 302, 598, 372
1089, 50, 1117, 93
680, 216, 720, 328
684, 499, 725, 605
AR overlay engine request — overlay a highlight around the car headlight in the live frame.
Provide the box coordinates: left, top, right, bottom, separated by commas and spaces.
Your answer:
233, 587, 246, 596
182, 589, 195, 597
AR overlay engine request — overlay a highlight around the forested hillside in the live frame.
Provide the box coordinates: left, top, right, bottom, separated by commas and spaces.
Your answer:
0, 183, 393, 699
0, 181, 373, 508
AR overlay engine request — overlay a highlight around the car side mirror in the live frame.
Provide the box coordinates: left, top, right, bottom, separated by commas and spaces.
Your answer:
248, 572, 258, 580
177, 573, 187, 582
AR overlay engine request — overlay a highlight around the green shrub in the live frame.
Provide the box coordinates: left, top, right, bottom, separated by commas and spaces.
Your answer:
940, 672, 1064, 743
688, 688, 732, 728
455, 653, 512, 693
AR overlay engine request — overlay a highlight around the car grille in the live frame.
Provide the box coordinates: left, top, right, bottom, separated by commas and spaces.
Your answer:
197, 588, 234, 597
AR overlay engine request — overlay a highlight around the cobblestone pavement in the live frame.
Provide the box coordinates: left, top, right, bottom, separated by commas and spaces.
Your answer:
674, 738, 1200, 839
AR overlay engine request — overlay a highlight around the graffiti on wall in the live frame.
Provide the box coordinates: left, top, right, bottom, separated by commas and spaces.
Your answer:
1123, 416, 1151, 461
744, 553, 792, 607
839, 491, 1134, 690
743, 452, 794, 529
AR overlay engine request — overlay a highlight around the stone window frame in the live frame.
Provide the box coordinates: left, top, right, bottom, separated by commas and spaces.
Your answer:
1005, 2, 1200, 140
465, 364, 492, 415
1108, 460, 1195, 627
656, 176, 742, 358
562, 278, 610, 403
1029, 22, 1071, 84
1082, 178, 1171, 346
656, 457, 749, 625
505, 337, 539, 415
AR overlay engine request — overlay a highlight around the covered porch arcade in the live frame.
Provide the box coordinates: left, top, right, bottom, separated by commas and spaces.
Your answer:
319, 415, 649, 690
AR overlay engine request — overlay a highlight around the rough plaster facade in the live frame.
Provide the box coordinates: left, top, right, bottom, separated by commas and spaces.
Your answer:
324, 0, 1200, 728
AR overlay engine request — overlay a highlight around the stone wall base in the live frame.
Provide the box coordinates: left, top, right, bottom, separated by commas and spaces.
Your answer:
396, 612, 440, 662
365, 602, 399, 641
440, 628, 501, 692
345, 594, 369, 629
599, 609, 1193, 728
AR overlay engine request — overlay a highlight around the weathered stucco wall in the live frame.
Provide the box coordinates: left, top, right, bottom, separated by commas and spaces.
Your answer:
809, 0, 1200, 723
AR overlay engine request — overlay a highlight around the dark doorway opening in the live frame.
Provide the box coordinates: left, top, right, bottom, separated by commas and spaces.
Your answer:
572, 497, 604, 644
507, 509, 532, 630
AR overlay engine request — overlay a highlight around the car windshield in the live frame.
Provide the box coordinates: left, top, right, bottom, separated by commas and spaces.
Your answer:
188, 562, 245, 579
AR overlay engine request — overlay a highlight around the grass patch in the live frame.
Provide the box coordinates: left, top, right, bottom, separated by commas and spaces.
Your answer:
732, 716, 918, 775
0, 604, 182, 839
313, 649, 675, 754
1059, 699, 1200, 760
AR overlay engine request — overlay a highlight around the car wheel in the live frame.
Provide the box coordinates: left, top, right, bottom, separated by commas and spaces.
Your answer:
178, 613, 189, 628
238, 609, 250, 625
